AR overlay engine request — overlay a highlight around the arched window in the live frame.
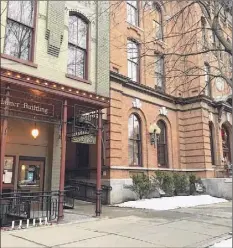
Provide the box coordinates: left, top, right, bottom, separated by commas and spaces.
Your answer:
157, 120, 168, 167
67, 14, 88, 79
154, 3, 163, 40
221, 125, 231, 163
128, 114, 142, 166
209, 122, 215, 165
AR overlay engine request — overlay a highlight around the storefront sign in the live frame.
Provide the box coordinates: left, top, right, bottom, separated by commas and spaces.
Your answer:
1, 98, 54, 116
71, 129, 96, 144
71, 134, 96, 144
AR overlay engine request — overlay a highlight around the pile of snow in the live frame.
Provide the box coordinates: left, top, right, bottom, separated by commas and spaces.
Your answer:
116, 195, 228, 211
211, 238, 232, 248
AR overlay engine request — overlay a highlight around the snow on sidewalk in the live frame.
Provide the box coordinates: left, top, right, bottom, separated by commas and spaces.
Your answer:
116, 195, 228, 211
211, 238, 232, 248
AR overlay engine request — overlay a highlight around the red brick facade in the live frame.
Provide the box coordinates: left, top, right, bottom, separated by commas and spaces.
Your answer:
106, 1, 232, 181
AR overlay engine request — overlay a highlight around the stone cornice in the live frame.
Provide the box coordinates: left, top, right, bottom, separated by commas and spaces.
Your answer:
110, 71, 232, 113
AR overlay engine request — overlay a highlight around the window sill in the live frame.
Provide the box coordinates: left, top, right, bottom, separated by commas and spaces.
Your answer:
1, 54, 38, 68
155, 86, 165, 93
65, 73, 91, 85
126, 22, 144, 34
153, 39, 166, 48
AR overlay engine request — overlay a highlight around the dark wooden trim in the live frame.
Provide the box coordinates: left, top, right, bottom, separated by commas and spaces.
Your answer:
65, 73, 91, 84
19, 156, 46, 162
1, 54, 38, 68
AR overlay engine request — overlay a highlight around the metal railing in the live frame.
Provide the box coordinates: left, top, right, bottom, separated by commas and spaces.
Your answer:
66, 180, 112, 205
0, 190, 74, 227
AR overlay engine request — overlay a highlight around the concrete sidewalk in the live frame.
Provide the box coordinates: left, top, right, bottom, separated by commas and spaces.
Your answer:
1, 202, 232, 248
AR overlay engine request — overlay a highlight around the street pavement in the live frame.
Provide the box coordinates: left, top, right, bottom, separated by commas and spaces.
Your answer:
1, 201, 232, 248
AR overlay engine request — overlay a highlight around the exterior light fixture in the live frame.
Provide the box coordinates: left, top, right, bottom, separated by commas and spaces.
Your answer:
149, 123, 161, 146
21, 165, 26, 171
31, 123, 39, 139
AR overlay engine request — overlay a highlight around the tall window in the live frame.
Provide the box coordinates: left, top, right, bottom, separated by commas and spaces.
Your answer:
128, 114, 142, 166
157, 120, 168, 167
209, 122, 215, 165
154, 3, 163, 40
221, 125, 231, 163
67, 15, 88, 79
127, 1, 139, 26
155, 54, 164, 88
127, 40, 139, 82
204, 63, 211, 96
4, 1, 35, 61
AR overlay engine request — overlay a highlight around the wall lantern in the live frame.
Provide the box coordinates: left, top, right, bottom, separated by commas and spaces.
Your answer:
149, 123, 161, 146
31, 123, 39, 139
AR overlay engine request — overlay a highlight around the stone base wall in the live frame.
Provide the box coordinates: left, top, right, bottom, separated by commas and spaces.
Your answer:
202, 178, 232, 200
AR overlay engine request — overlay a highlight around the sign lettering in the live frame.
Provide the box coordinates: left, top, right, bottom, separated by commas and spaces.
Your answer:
1, 98, 53, 116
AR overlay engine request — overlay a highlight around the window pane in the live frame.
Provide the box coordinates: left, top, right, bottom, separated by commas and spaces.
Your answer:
127, 1, 137, 8
75, 48, 85, 78
128, 60, 132, 79
127, 2, 137, 26
69, 16, 78, 45
7, 1, 21, 22
128, 114, 134, 138
4, 20, 32, 60
128, 139, 134, 165
67, 45, 76, 76
157, 121, 168, 166
131, 62, 137, 82
21, 1, 34, 27
8, 1, 34, 27
155, 55, 164, 87
128, 114, 141, 166
133, 141, 139, 165
78, 19, 87, 49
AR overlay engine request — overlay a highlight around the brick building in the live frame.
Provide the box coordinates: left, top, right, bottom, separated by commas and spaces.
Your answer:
106, 1, 232, 203
0, 0, 110, 218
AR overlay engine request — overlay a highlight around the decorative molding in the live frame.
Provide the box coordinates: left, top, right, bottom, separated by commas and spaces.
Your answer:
132, 98, 142, 109
159, 106, 168, 116
209, 112, 213, 122
227, 112, 231, 122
